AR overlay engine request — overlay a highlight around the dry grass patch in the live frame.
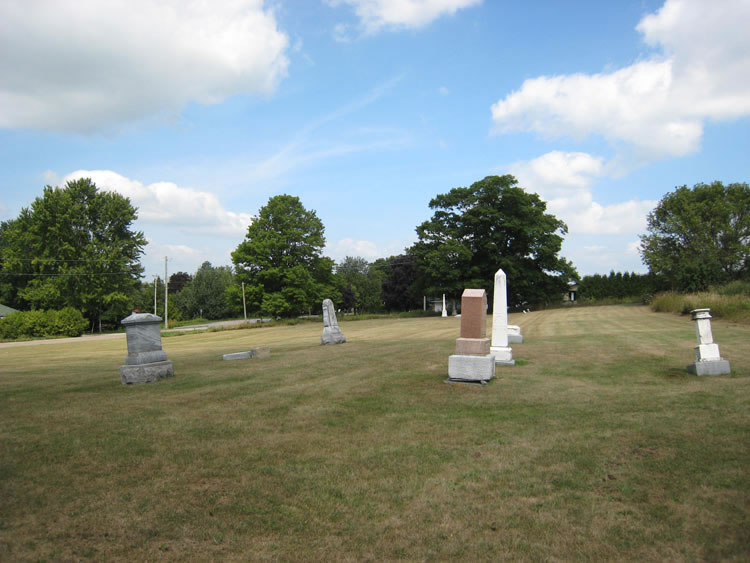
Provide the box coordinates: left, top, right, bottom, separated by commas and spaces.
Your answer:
1, 306, 748, 560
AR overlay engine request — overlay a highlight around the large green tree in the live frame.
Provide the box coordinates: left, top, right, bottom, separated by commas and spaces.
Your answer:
640, 182, 750, 291
380, 254, 421, 312
335, 256, 384, 313
231, 195, 337, 317
411, 175, 576, 307
0, 178, 146, 329
176, 262, 235, 320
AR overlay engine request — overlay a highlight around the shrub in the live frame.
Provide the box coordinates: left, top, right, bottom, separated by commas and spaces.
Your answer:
0, 308, 88, 340
56, 307, 89, 337
650, 288, 750, 324
714, 280, 750, 296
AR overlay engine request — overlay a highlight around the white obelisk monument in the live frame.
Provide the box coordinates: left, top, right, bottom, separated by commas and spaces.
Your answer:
490, 268, 515, 365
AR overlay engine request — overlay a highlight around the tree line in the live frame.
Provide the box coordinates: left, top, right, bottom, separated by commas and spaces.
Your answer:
1, 176, 747, 331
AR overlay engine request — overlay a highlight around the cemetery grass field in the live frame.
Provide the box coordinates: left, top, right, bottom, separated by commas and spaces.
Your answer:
1, 306, 749, 561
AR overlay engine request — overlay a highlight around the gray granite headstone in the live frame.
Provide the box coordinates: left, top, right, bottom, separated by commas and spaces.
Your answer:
321, 299, 346, 345
120, 312, 174, 384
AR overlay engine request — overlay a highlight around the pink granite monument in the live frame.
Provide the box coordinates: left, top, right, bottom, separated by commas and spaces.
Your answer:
448, 288, 495, 383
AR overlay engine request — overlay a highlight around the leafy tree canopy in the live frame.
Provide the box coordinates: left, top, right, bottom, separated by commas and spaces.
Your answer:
380, 254, 421, 311
335, 256, 384, 313
639, 182, 750, 291
232, 195, 338, 317
0, 178, 146, 328
411, 175, 576, 307
169, 271, 191, 294
177, 261, 235, 320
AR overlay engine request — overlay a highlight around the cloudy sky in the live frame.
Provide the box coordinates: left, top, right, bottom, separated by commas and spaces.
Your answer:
1, 0, 748, 279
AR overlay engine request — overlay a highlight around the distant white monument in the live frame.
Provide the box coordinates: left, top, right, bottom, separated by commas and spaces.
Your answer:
441, 293, 448, 318
490, 268, 514, 366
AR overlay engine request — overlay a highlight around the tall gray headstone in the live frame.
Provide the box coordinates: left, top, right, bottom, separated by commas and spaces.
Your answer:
120, 312, 174, 384
321, 299, 346, 345
490, 268, 514, 365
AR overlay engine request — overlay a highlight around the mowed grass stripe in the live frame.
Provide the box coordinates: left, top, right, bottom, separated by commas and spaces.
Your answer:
0, 306, 748, 560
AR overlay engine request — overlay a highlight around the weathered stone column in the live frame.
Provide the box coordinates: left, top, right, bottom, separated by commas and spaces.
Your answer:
120, 312, 174, 384
321, 299, 346, 345
490, 268, 515, 365
686, 308, 730, 375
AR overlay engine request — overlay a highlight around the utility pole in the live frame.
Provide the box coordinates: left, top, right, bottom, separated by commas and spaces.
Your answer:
164, 256, 168, 329
242, 282, 247, 320
153, 276, 158, 315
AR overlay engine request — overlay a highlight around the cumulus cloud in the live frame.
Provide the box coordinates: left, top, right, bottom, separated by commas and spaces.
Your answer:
326, 238, 382, 261
491, 0, 750, 161
327, 0, 482, 34
326, 237, 409, 262
509, 151, 656, 235
63, 170, 253, 237
0, 0, 289, 132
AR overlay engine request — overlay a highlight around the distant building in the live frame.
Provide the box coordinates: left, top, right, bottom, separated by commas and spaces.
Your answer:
564, 282, 578, 303
0, 304, 19, 319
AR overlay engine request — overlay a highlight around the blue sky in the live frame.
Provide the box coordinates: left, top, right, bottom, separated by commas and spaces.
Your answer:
1, 0, 748, 280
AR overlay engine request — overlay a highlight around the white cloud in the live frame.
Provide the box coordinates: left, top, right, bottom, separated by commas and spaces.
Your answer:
328, 0, 482, 34
491, 0, 750, 161
0, 0, 289, 132
326, 237, 410, 262
63, 170, 253, 238
327, 238, 382, 261
625, 240, 643, 256
509, 151, 656, 235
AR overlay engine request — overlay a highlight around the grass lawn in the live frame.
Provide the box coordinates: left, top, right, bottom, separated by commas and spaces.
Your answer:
1, 305, 748, 560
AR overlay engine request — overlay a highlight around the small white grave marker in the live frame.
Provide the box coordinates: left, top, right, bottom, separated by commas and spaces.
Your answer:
687, 308, 731, 376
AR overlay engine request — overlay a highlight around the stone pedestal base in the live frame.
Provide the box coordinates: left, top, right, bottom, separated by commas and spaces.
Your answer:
448, 354, 496, 382
120, 361, 174, 385
455, 337, 490, 355
687, 360, 731, 376
490, 345, 515, 366
322, 327, 346, 345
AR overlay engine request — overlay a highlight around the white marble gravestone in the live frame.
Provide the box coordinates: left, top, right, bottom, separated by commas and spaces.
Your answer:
490, 268, 515, 366
120, 312, 174, 384
687, 308, 730, 375
321, 299, 346, 345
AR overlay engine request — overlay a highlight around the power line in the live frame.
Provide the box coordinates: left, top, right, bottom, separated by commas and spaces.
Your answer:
0, 272, 140, 277
4, 258, 137, 263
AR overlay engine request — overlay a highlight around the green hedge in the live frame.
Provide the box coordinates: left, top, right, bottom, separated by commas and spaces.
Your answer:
0, 308, 89, 340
